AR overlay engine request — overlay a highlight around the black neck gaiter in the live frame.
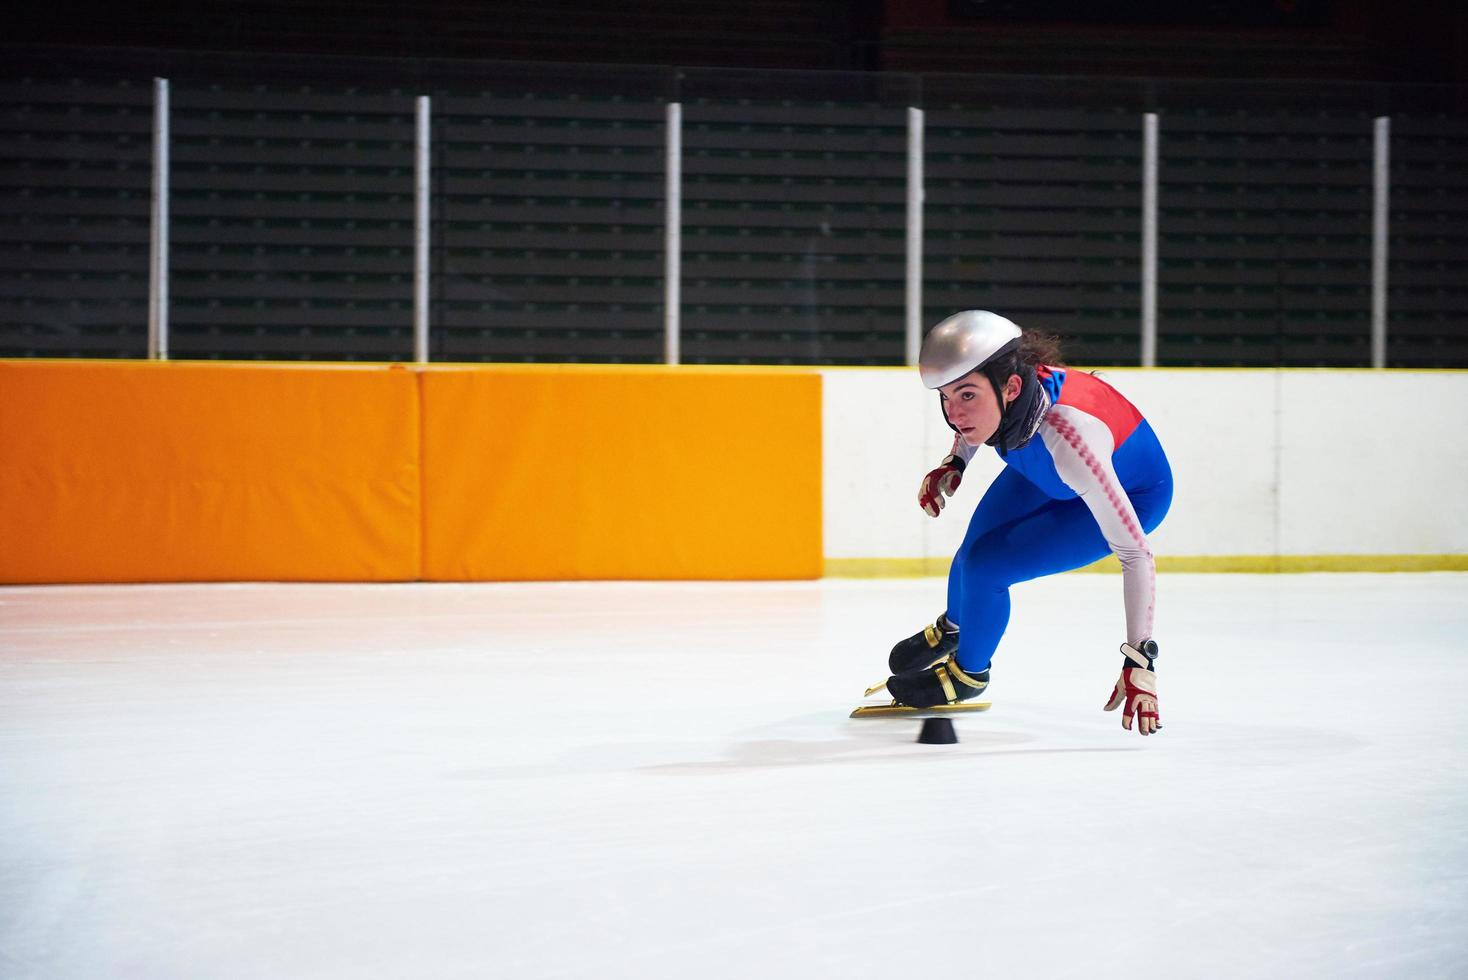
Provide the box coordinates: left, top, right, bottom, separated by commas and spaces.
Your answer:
986, 364, 1047, 456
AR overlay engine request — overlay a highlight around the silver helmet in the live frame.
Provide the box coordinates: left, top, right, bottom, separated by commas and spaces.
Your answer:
918, 310, 1023, 389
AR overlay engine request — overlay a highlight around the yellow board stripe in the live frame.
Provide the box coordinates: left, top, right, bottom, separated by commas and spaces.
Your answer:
824, 557, 956, 578
825, 554, 1468, 577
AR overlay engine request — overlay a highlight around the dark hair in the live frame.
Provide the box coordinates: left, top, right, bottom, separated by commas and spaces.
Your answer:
980, 329, 1064, 396
1018, 329, 1063, 369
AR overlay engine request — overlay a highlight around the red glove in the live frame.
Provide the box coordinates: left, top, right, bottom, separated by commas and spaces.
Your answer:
918, 455, 965, 517
1103, 640, 1160, 736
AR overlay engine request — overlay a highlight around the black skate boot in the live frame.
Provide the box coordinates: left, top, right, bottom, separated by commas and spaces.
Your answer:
888, 614, 959, 674
885, 655, 990, 708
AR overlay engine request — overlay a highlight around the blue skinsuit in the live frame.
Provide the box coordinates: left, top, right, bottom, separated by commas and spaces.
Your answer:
945, 368, 1173, 673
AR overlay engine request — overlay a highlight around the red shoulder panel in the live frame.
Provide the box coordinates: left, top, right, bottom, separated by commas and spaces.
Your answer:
1054, 370, 1143, 448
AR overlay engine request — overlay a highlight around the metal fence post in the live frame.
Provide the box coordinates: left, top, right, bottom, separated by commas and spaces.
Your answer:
414, 95, 431, 364
1372, 116, 1390, 369
148, 77, 170, 360
664, 101, 682, 365
1141, 112, 1159, 368
906, 106, 924, 366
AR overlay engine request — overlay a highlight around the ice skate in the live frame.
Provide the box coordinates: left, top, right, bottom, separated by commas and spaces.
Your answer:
851, 654, 991, 742
848, 701, 991, 719
887, 613, 959, 674
877, 654, 990, 709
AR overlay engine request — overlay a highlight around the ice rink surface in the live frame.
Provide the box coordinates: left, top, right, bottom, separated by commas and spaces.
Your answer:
2, 573, 1466, 979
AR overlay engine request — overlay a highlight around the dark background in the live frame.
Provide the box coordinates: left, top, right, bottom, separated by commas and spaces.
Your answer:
10, 0, 1464, 82
3, 1, 1464, 366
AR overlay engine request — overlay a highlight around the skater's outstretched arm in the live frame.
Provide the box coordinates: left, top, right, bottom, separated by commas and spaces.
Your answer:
917, 435, 979, 518
1039, 405, 1156, 647
917, 453, 964, 517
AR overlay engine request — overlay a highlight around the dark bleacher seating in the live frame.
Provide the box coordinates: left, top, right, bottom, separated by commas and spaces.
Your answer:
0, 77, 153, 357
2, 55, 1465, 366
1389, 109, 1468, 368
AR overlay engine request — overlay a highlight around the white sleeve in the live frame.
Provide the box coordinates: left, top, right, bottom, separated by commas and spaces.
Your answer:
1039, 405, 1156, 645
949, 432, 979, 466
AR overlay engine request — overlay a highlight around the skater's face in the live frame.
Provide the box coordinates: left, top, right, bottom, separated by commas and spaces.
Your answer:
939, 372, 1022, 446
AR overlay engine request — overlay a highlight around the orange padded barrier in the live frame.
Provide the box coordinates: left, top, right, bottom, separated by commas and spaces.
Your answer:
1, 361, 822, 583
0, 360, 421, 583
420, 365, 822, 580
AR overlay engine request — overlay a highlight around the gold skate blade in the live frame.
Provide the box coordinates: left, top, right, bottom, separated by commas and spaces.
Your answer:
863, 679, 889, 697
850, 702, 992, 719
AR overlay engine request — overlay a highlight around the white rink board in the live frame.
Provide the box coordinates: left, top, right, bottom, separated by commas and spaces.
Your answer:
822, 368, 1468, 561
1279, 371, 1468, 554
2, 576, 1466, 979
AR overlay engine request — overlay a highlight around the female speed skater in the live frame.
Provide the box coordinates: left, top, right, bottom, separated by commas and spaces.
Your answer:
880, 310, 1174, 736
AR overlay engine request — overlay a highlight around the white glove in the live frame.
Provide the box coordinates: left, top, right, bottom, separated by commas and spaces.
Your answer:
1103, 640, 1160, 736
917, 455, 965, 517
